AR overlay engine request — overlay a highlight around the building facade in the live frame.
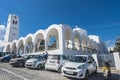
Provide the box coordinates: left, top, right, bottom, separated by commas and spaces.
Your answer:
3, 24, 108, 55
4, 14, 19, 42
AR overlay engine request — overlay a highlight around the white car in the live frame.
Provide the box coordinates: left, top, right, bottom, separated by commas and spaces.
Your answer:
61, 55, 97, 80
25, 55, 46, 69
45, 54, 68, 72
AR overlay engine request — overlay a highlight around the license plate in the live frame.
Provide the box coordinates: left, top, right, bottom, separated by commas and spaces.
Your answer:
66, 71, 73, 74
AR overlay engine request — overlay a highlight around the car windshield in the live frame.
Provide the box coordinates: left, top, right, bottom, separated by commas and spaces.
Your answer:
48, 55, 60, 60
70, 56, 87, 63
32, 55, 42, 59
23, 55, 34, 59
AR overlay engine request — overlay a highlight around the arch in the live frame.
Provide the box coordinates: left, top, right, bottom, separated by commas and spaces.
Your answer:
74, 27, 87, 36
89, 39, 95, 53
24, 34, 34, 54
34, 30, 45, 52
46, 24, 60, 50
11, 40, 17, 54
73, 29, 81, 50
17, 37, 25, 55
86, 37, 91, 52
81, 35, 87, 52
64, 26, 73, 49
73, 27, 88, 51
5, 43, 11, 52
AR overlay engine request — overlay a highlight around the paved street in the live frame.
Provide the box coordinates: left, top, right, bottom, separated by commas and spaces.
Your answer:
0, 63, 120, 80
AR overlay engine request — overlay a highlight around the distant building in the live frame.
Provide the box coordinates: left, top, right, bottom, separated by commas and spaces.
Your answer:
4, 14, 19, 42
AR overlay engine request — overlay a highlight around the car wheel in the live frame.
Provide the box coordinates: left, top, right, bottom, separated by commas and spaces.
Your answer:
18, 62, 24, 67
84, 70, 89, 80
37, 64, 42, 69
94, 66, 97, 74
57, 66, 62, 73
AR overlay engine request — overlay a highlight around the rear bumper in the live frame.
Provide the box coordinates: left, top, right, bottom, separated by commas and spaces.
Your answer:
45, 63, 60, 71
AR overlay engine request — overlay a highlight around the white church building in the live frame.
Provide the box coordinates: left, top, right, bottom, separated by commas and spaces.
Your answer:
2, 14, 108, 56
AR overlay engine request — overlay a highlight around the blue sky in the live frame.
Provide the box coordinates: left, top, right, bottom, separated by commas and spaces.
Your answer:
0, 0, 120, 47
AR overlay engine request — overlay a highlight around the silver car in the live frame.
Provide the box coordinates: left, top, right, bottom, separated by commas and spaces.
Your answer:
62, 55, 97, 80
25, 55, 45, 69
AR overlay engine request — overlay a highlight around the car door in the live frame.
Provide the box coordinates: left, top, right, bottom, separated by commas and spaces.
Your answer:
90, 57, 97, 72
41, 56, 45, 66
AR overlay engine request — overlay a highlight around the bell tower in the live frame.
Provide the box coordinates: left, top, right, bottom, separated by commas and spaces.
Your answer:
4, 14, 19, 42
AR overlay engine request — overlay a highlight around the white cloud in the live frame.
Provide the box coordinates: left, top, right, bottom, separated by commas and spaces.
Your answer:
0, 25, 6, 41
88, 35, 100, 43
105, 39, 115, 48
0, 25, 6, 51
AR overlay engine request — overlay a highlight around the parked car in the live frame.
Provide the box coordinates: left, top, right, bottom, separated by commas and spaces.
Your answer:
45, 54, 68, 72
25, 54, 46, 69
61, 55, 97, 80
9, 54, 34, 67
0, 54, 11, 62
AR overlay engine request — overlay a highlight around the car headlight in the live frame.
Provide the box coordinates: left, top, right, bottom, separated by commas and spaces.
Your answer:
77, 65, 85, 69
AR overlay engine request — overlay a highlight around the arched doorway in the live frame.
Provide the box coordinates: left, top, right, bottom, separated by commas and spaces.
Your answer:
18, 38, 24, 55
64, 27, 73, 49
34, 30, 45, 52
73, 30, 81, 50
11, 41, 17, 54
46, 28, 59, 50
25, 34, 33, 54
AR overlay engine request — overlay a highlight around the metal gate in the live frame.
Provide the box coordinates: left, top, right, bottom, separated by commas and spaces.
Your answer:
97, 54, 115, 69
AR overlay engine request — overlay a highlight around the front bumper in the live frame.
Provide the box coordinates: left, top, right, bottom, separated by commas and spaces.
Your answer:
9, 62, 18, 66
25, 63, 37, 68
45, 63, 60, 71
62, 67, 86, 79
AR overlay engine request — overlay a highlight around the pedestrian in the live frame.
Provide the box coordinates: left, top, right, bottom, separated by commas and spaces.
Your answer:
102, 61, 111, 80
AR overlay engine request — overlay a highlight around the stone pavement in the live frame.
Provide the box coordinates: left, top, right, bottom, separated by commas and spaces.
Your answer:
0, 63, 120, 80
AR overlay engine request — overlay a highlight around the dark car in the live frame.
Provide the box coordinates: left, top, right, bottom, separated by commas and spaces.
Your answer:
0, 54, 11, 62
9, 54, 34, 67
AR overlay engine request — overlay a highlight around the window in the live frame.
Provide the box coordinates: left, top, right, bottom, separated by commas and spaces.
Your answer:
12, 20, 17, 24
70, 56, 87, 63
15, 21, 17, 24
88, 56, 94, 62
48, 55, 60, 60
90, 57, 94, 61
13, 20, 15, 24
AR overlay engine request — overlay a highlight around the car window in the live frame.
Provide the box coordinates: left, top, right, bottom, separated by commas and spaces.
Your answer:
62, 55, 68, 60
90, 57, 94, 62
33, 55, 42, 59
23, 55, 34, 59
48, 55, 60, 60
88, 56, 94, 62
70, 56, 87, 63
